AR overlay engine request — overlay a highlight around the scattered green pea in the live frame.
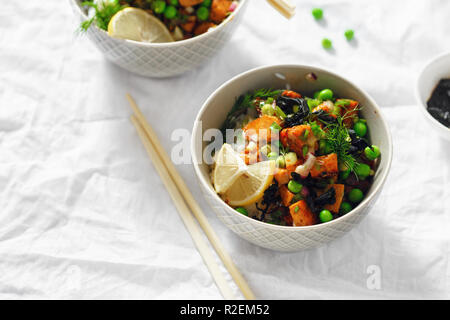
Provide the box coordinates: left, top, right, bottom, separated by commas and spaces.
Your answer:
364, 145, 381, 161
197, 6, 210, 21
345, 29, 355, 41
322, 38, 332, 50
169, 0, 179, 6
236, 207, 248, 216
318, 89, 334, 101
353, 121, 368, 137
319, 209, 333, 223
339, 202, 352, 215
312, 8, 323, 20
288, 180, 303, 194
348, 188, 364, 203
355, 163, 371, 180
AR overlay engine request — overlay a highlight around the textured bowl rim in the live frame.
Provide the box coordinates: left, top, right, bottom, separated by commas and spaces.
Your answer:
415, 51, 450, 136
191, 64, 393, 232
71, 0, 247, 48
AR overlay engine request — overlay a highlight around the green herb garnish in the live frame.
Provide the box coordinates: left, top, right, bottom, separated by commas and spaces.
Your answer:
322, 115, 359, 172
79, 0, 126, 32
221, 88, 281, 133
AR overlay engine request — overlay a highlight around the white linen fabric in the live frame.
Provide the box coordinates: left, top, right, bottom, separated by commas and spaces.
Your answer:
0, 0, 449, 299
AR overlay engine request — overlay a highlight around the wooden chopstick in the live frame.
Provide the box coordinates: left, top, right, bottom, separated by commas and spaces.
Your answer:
267, 0, 296, 19
131, 116, 236, 300
127, 94, 256, 300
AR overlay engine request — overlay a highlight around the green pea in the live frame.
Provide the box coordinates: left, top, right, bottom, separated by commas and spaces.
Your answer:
348, 188, 364, 204
339, 202, 352, 215
153, 0, 166, 14
276, 156, 286, 168
202, 0, 212, 7
288, 180, 303, 194
312, 8, 323, 20
319, 209, 333, 223
364, 145, 381, 161
235, 207, 248, 216
197, 6, 210, 21
345, 29, 354, 41
355, 163, 371, 180
318, 89, 334, 101
169, 0, 179, 6
353, 121, 368, 137
313, 91, 321, 99
164, 5, 178, 19
322, 38, 332, 50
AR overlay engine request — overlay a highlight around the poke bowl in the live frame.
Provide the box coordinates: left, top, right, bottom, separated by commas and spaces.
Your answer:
191, 65, 393, 252
70, 0, 248, 78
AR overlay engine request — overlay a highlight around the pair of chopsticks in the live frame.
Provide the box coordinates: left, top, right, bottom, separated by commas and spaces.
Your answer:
267, 0, 296, 19
126, 94, 255, 300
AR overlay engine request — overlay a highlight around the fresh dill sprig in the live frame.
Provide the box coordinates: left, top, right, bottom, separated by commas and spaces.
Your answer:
79, 0, 126, 32
323, 115, 358, 172
221, 88, 281, 133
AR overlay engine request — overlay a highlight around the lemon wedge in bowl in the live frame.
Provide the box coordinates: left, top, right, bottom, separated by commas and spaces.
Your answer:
107, 7, 174, 43
224, 160, 276, 207
213, 144, 248, 194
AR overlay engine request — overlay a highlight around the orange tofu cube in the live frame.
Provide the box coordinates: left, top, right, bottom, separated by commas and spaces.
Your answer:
310, 153, 338, 179
244, 115, 282, 143
279, 185, 295, 207
194, 22, 216, 36
210, 0, 232, 23
274, 168, 290, 185
289, 200, 316, 226
180, 0, 204, 7
282, 90, 302, 98
323, 184, 345, 213
280, 125, 317, 158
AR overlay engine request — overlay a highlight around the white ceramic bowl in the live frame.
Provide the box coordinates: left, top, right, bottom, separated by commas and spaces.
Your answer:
416, 52, 450, 141
191, 65, 393, 252
70, 0, 248, 78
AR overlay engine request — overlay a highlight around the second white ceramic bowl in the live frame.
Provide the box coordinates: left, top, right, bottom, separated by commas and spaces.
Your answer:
191, 65, 393, 252
416, 52, 450, 141
70, 0, 248, 78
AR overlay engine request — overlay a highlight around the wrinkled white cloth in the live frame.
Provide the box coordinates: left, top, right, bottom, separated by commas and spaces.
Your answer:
0, 0, 449, 300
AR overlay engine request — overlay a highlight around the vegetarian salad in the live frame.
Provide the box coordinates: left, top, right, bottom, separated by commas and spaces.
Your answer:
211, 88, 382, 227
80, 0, 239, 41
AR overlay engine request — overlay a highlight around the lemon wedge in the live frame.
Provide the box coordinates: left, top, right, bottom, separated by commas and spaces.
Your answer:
224, 160, 276, 207
213, 144, 247, 194
107, 7, 174, 43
